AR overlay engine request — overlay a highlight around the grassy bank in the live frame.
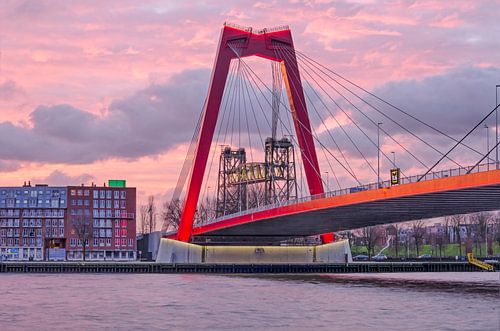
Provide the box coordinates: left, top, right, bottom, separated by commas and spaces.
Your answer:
351, 243, 500, 258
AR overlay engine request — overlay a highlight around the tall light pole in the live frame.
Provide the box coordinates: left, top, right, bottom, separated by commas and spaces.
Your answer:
484, 124, 490, 170
325, 171, 329, 192
391, 151, 396, 167
496, 85, 499, 170
377, 122, 382, 187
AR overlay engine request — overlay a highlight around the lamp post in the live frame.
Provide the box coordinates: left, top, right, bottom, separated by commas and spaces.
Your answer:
484, 124, 490, 170
377, 122, 382, 187
325, 171, 329, 192
391, 151, 396, 167
496, 85, 499, 169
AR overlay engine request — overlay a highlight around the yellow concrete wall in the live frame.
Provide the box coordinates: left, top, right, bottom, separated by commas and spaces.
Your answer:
156, 238, 202, 263
204, 245, 315, 263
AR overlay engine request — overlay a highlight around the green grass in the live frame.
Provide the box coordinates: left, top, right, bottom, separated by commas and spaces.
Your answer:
351, 243, 500, 258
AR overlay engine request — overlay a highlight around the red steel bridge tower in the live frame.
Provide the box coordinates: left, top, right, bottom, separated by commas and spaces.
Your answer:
177, 23, 328, 242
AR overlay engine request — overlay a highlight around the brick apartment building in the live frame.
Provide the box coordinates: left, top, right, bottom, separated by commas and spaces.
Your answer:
0, 180, 136, 261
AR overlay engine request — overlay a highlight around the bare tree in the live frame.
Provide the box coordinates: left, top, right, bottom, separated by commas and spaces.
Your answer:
450, 214, 464, 256
470, 212, 490, 256
147, 195, 157, 233
139, 205, 149, 235
386, 223, 400, 257
161, 198, 182, 232
161, 197, 217, 232
71, 215, 93, 261
411, 220, 425, 257
361, 226, 382, 259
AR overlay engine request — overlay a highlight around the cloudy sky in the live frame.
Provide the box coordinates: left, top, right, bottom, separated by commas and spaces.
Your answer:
0, 0, 499, 206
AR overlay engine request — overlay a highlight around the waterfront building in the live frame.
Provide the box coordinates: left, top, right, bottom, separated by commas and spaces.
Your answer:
0, 180, 136, 261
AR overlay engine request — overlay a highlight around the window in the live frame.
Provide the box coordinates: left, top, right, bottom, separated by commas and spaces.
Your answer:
59, 219, 64, 227
114, 191, 119, 199
59, 228, 64, 237
114, 210, 120, 217
114, 229, 120, 237
114, 219, 119, 227
93, 200, 98, 208
100, 219, 105, 228
93, 210, 99, 217
106, 200, 111, 208
106, 190, 111, 199
71, 199, 76, 206
114, 200, 119, 209
52, 219, 57, 227
59, 210, 64, 217
121, 228, 127, 237
120, 191, 126, 199
100, 229, 105, 237
106, 238, 111, 246
99, 238, 105, 247
94, 229, 99, 238
84, 190, 90, 196
100, 200, 105, 208
70, 190, 76, 196
120, 200, 126, 209
93, 190, 98, 199
106, 219, 111, 227
84, 200, 89, 206
114, 238, 120, 246
106, 229, 112, 238
77, 199, 83, 206
77, 190, 83, 196
106, 210, 112, 217
93, 238, 98, 246
121, 239, 126, 246
128, 239, 133, 247
121, 220, 127, 228
100, 190, 105, 199
93, 219, 99, 227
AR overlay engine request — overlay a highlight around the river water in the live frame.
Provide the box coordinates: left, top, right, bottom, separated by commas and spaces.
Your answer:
0, 272, 498, 330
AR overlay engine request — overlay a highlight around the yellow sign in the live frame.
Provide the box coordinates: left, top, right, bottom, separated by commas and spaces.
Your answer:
390, 168, 400, 185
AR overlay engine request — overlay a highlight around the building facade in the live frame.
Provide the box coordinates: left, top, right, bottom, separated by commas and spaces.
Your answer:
0, 181, 136, 261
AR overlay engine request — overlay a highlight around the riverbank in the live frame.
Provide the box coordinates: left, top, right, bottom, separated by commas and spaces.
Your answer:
0, 261, 497, 273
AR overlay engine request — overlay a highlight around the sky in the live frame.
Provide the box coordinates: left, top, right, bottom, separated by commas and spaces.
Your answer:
0, 0, 499, 210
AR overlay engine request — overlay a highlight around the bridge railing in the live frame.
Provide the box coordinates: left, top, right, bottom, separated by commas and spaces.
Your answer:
205, 162, 498, 225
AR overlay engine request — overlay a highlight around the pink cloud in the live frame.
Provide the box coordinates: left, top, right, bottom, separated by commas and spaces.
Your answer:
0, 0, 498, 206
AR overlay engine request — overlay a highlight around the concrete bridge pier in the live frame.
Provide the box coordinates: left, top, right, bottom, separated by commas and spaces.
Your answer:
155, 238, 352, 264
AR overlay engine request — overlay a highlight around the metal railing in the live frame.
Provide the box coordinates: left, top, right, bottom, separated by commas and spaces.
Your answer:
205, 162, 498, 225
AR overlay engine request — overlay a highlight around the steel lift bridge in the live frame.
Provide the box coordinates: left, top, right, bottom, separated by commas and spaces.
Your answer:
168, 23, 500, 246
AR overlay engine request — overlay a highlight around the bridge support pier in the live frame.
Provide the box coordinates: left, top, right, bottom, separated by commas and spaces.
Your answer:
156, 238, 352, 264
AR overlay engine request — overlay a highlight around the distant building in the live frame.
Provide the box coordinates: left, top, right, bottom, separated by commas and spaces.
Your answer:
0, 180, 136, 261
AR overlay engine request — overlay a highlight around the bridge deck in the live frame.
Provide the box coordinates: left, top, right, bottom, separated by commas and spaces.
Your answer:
190, 169, 500, 242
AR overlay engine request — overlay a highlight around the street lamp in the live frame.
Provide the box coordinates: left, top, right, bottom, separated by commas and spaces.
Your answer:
324, 171, 329, 192
496, 85, 499, 169
484, 124, 490, 170
377, 122, 382, 187
391, 151, 396, 168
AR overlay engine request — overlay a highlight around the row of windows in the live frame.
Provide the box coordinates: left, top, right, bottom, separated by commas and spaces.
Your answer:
0, 227, 65, 238
0, 238, 43, 247
92, 228, 128, 238
70, 189, 126, 200
0, 219, 65, 228
69, 238, 133, 247
93, 219, 128, 228
70, 199, 127, 209
0, 189, 64, 198
1, 199, 63, 208
92, 209, 129, 218
0, 209, 64, 217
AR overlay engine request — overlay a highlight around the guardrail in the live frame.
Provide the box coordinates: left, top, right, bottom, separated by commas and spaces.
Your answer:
205, 162, 499, 225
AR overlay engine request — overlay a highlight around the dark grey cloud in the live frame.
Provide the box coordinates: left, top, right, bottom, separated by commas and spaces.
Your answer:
0, 69, 209, 164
